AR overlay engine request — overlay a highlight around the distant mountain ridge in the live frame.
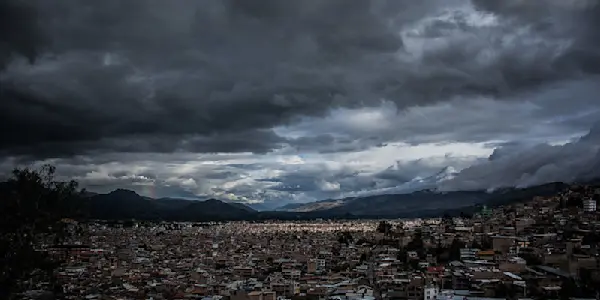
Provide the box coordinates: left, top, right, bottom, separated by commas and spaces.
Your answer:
77, 181, 570, 221
2, 178, 572, 221
276, 198, 351, 212
275, 182, 567, 216
87, 189, 256, 221
323, 182, 567, 217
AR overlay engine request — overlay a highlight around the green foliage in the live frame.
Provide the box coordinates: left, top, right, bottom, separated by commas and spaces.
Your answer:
359, 253, 368, 262
376, 221, 393, 235
448, 238, 466, 261
406, 229, 423, 252
331, 263, 350, 273
408, 259, 420, 270
337, 231, 353, 245
520, 252, 543, 266
396, 248, 407, 264
495, 283, 518, 300
0, 165, 81, 298
559, 278, 577, 300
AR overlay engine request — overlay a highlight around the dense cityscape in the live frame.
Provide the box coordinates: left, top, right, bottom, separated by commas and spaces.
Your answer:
19, 184, 600, 300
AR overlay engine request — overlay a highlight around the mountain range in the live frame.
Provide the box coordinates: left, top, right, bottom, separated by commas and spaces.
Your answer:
72, 181, 569, 221
275, 165, 461, 212
84, 189, 257, 221
2, 171, 571, 221
276, 182, 567, 217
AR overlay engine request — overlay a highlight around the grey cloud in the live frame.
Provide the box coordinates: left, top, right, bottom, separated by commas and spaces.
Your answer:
0, 151, 259, 197
471, 0, 600, 72
203, 171, 241, 180
439, 123, 600, 191
283, 79, 600, 155
286, 134, 379, 154
1, 0, 598, 157
374, 159, 464, 183
259, 155, 480, 203
337, 156, 483, 197
0, 128, 286, 159
268, 172, 339, 193
0, 0, 42, 68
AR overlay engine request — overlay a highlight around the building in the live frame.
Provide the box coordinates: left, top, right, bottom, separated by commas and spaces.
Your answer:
583, 199, 596, 212
459, 248, 479, 261
247, 291, 276, 300
307, 259, 317, 274
492, 236, 516, 255
423, 284, 440, 300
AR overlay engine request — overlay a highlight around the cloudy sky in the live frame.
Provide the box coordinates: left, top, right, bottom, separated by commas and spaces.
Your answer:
1, 0, 600, 207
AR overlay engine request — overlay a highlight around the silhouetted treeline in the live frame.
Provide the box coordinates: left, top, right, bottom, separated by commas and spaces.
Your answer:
0, 165, 83, 299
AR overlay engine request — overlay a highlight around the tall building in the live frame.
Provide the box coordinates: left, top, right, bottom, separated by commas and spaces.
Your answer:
583, 199, 596, 212
481, 205, 492, 218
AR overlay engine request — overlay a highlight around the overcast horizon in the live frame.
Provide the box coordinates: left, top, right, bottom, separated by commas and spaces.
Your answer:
2, 0, 600, 207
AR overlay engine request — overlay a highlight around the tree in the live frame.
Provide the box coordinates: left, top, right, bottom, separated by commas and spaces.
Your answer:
578, 268, 597, 297
559, 278, 577, 300
396, 221, 405, 231
406, 229, 423, 251
376, 221, 393, 235
566, 197, 583, 208
479, 236, 493, 249
433, 240, 450, 264
396, 247, 407, 264
459, 211, 472, 219
337, 231, 353, 245
449, 238, 465, 261
442, 213, 452, 223
495, 283, 517, 300
0, 165, 81, 298
408, 259, 420, 270
520, 252, 543, 266
359, 253, 368, 262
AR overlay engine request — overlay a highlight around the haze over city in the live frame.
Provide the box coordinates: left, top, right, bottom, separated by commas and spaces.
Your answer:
2, 0, 600, 208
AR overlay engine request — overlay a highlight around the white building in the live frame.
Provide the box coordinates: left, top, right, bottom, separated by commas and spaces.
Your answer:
423, 285, 440, 300
459, 248, 479, 261
584, 199, 597, 212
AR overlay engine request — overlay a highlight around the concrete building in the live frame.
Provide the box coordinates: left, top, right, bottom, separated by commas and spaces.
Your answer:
423, 284, 439, 300
459, 248, 479, 261
583, 198, 596, 212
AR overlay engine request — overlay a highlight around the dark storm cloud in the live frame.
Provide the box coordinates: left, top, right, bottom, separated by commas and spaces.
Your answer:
2, 0, 599, 157
0, 0, 42, 68
471, 0, 600, 74
0, 0, 406, 156
262, 156, 475, 199
439, 123, 600, 191
283, 80, 600, 155
286, 134, 380, 154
